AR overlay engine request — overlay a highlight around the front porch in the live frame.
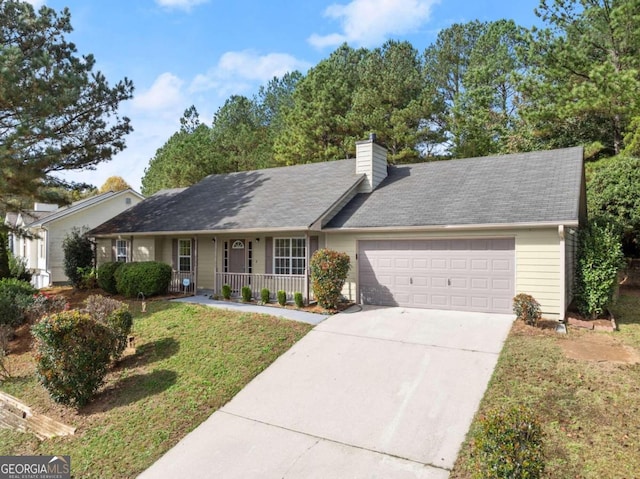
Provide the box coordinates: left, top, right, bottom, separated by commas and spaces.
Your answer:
215, 272, 313, 302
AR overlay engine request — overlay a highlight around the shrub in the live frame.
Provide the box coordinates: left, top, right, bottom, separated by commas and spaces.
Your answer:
472, 405, 544, 479
260, 288, 270, 304
114, 261, 172, 297
25, 292, 68, 323
84, 295, 133, 359
32, 311, 114, 407
513, 294, 541, 326
310, 249, 351, 309
277, 290, 287, 306
575, 222, 624, 319
0, 278, 36, 327
294, 292, 304, 308
221, 284, 232, 300
62, 227, 94, 288
8, 251, 32, 282
0, 230, 9, 279
77, 266, 97, 290
241, 285, 252, 302
97, 261, 123, 294
0, 324, 11, 379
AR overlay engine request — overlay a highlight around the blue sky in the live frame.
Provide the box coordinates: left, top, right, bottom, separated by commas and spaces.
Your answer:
27, 0, 542, 193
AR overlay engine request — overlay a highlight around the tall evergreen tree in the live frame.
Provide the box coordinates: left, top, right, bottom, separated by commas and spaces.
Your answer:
0, 1, 133, 210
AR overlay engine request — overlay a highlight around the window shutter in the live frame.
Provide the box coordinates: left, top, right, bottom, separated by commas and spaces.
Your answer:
310, 236, 319, 258
111, 239, 116, 261
265, 237, 273, 274
172, 239, 178, 271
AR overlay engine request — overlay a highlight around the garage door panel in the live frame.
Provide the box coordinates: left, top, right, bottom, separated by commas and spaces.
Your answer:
358, 239, 514, 314
430, 258, 447, 269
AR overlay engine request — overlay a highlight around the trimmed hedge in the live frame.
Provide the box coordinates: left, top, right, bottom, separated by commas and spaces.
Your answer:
472, 405, 544, 479
84, 295, 132, 359
114, 261, 172, 298
32, 310, 115, 407
310, 249, 351, 309
97, 261, 123, 294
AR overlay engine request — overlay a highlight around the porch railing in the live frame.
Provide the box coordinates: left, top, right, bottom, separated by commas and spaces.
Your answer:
170, 271, 195, 293
215, 272, 310, 301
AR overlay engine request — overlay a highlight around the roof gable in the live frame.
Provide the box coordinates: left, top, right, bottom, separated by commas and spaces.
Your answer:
27, 189, 143, 228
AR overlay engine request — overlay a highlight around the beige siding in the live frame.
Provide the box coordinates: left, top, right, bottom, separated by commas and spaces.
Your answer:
96, 239, 113, 266
131, 237, 155, 262
46, 192, 143, 282
515, 228, 561, 316
326, 227, 563, 318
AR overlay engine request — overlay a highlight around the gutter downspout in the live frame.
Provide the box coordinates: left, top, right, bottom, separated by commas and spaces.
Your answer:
559, 225, 566, 320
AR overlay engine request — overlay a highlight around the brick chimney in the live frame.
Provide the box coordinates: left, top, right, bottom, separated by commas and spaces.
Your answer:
355, 133, 388, 193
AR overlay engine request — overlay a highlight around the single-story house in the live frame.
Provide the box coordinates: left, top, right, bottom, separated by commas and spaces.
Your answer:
89, 137, 585, 318
5, 189, 144, 288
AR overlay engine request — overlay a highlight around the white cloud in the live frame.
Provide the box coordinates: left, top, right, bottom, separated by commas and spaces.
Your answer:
155, 0, 209, 11
23, 0, 46, 8
132, 72, 185, 113
309, 0, 439, 48
189, 50, 311, 95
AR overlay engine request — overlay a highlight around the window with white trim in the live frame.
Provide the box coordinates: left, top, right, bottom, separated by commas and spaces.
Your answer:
116, 240, 128, 262
274, 238, 306, 275
178, 239, 192, 272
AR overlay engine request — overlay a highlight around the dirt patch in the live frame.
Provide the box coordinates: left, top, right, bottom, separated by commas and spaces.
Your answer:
559, 334, 640, 364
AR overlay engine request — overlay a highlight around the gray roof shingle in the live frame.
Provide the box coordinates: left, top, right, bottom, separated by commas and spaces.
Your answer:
326, 147, 584, 228
90, 160, 364, 235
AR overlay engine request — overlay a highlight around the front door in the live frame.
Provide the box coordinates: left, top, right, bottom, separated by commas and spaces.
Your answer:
229, 239, 246, 273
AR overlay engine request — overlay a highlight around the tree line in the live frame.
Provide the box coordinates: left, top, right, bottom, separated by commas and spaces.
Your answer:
141, 0, 640, 197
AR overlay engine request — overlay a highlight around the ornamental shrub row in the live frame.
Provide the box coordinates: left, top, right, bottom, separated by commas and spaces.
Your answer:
98, 261, 171, 298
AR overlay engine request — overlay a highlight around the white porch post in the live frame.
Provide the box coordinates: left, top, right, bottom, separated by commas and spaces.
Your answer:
305, 231, 310, 304
213, 237, 218, 294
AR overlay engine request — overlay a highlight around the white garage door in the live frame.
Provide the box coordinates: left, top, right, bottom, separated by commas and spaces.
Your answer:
358, 238, 515, 313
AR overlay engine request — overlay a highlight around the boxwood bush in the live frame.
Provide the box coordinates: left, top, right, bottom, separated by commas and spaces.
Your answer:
472, 405, 544, 479
310, 249, 351, 309
512, 294, 541, 326
97, 261, 123, 294
260, 288, 270, 304
114, 261, 172, 298
32, 310, 115, 407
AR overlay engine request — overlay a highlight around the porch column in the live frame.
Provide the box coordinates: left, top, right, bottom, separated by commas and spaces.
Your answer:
305, 231, 310, 305
193, 237, 198, 294
213, 237, 218, 294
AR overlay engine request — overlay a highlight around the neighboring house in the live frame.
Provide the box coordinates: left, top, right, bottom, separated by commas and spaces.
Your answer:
5, 190, 144, 288
89, 137, 585, 318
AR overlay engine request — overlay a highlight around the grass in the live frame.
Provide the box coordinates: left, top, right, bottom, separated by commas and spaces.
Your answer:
450, 293, 640, 479
0, 301, 312, 478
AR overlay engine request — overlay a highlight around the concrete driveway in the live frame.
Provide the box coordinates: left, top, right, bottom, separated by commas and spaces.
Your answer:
139, 306, 513, 479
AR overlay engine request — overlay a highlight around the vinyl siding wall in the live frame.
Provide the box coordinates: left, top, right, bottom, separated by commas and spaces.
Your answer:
45, 192, 142, 283
325, 227, 564, 318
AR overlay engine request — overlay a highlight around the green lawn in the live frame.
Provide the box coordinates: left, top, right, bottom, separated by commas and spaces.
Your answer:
451, 293, 640, 478
0, 302, 312, 478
